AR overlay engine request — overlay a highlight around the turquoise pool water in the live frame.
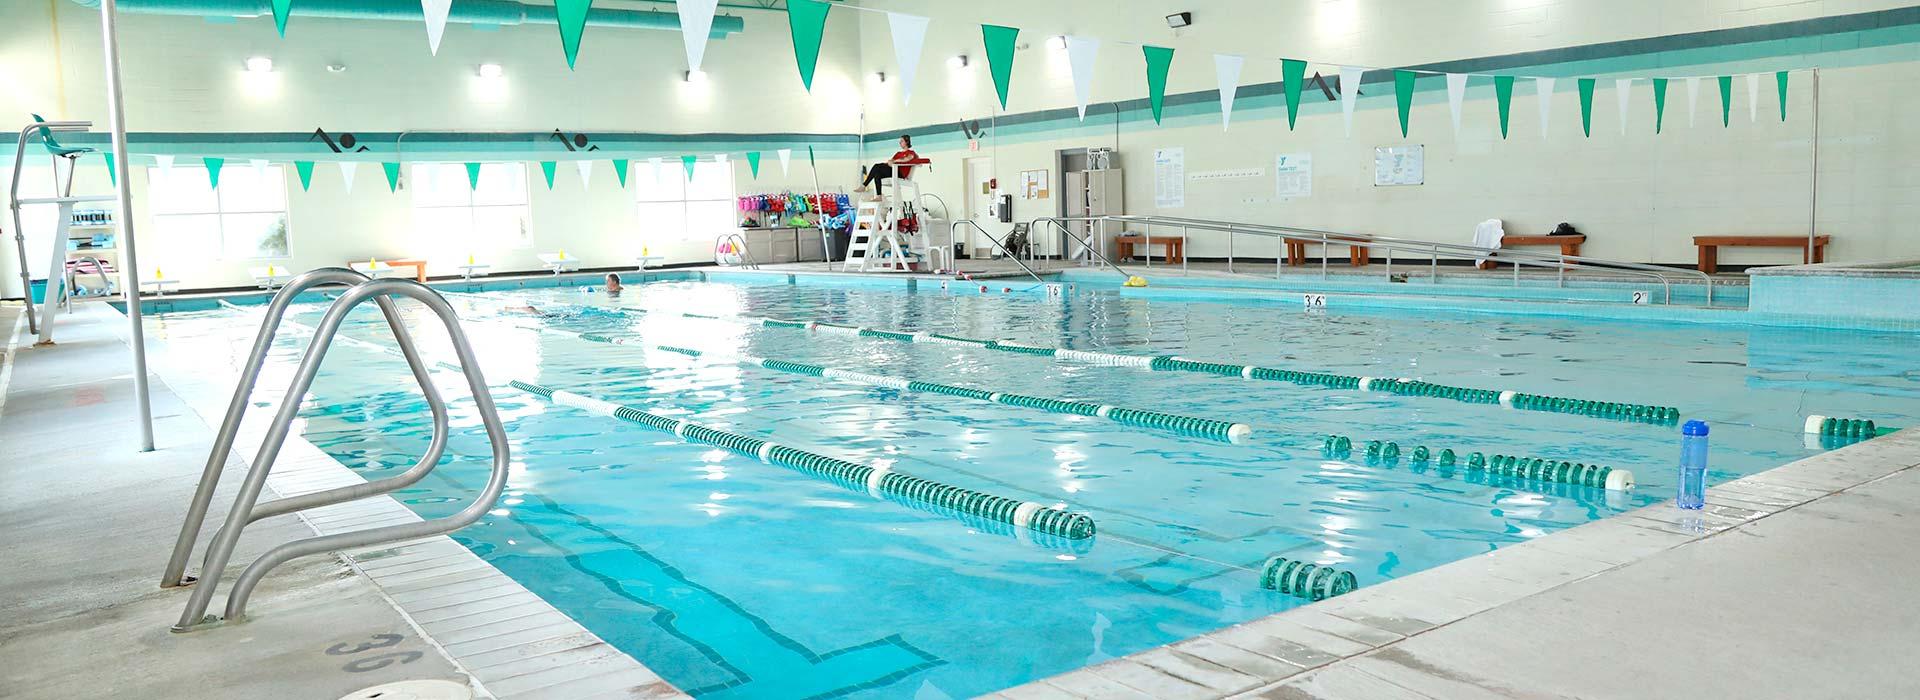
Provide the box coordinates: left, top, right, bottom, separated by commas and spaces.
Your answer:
145, 277, 1920, 698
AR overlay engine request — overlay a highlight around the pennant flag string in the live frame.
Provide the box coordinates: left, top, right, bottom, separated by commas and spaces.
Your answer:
421, 0, 452, 55
1338, 66, 1363, 136
1393, 70, 1417, 137
1067, 36, 1100, 121
1445, 73, 1468, 136
677, 0, 719, 73
786, 0, 831, 92
1577, 78, 1596, 138
554, 0, 592, 70
1494, 76, 1515, 139
1214, 54, 1243, 131
886, 12, 929, 106
982, 24, 1020, 109
613, 159, 630, 188
1143, 46, 1175, 125
1614, 78, 1634, 135
1281, 59, 1308, 130
1652, 78, 1669, 134
295, 160, 314, 191
1535, 77, 1555, 140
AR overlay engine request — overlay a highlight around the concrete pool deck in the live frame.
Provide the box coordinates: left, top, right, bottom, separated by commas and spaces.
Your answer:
6, 291, 1919, 699
0, 302, 681, 699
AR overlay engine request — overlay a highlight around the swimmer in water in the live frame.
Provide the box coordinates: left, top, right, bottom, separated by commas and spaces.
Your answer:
605, 272, 623, 295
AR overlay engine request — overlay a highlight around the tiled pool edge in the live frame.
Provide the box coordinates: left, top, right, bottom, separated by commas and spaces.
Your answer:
994, 429, 1920, 699
142, 326, 689, 700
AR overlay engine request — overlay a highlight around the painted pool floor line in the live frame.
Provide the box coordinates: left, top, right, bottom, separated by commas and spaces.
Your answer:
994, 428, 1920, 699
0, 303, 685, 700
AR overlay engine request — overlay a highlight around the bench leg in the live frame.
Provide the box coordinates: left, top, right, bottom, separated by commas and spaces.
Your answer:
1350, 246, 1368, 267
1810, 243, 1825, 264
1698, 246, 1717, 274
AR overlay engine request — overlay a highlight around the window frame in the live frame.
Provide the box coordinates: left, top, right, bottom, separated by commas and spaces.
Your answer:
634, 158, 736, 243
145, 163, 293, 260
408, 162, 535, 252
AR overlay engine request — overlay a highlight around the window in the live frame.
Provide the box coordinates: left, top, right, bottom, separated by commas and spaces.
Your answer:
410, 163, 532, 256
635, 159, 735, 243
148, 164, 290, 258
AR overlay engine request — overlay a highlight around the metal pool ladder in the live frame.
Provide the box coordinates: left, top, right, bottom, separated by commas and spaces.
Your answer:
160, 267, 511, 631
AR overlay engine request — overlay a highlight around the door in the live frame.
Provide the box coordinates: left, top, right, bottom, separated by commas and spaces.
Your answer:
963, 156, 995, 257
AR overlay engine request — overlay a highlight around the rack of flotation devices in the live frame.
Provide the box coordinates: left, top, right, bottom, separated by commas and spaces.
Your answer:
737, 192, 853, 228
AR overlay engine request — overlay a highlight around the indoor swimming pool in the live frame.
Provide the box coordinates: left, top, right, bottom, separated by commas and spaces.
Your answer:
138, 274, 1920, 699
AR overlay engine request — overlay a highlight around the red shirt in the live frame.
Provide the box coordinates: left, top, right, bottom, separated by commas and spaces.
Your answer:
893, 149, 920, 178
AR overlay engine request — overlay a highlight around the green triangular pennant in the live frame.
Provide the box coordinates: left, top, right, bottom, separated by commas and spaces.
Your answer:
981, 24, 1019, 109
613, 159, 629, 188
295, 160, 314, 190
747, 151, 762, 179
103, 151, 116, 186
806, 146, 817, 170
465, 162, 482, 189
1495, 75, 1515, 139
1394, 70, 1417, 137
203, 157, 225, 189
786, 0, 831, 92
1282, 59, 1308, 130
1142, 46, 1174, 125
554, 0, 592, 70
1718, 75, 1733, 127
1652, 78, 1669, 134
540, 161, 557, 188
271, 0, 292, 37
1578, 78, 1596, 137
383, 162, 402, 192
1776, 71, 1789, 122
681, 155, 697, 180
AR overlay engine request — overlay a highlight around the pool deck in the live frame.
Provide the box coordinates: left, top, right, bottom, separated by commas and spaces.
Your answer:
7, 285, 1919, 699
0, 301, 682, 699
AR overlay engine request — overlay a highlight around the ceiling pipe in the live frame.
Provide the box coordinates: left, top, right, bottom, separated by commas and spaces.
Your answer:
64, 0, 746, 37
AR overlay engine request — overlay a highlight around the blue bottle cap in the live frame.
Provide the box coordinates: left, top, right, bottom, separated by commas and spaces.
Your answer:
1682, 419, 1709, 436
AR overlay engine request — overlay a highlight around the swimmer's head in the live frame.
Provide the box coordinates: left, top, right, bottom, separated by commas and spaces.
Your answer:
605, 272, 623, 293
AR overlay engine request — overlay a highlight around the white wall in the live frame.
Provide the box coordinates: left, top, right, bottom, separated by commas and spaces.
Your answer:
853, 0, 1920, 266
0, 1, 865, 295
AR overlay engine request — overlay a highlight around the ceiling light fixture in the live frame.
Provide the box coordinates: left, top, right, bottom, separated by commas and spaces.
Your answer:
947, 54, 969, 69
477, 63, 504, 79
244, 56, 273, 73
685, 69, 709, 84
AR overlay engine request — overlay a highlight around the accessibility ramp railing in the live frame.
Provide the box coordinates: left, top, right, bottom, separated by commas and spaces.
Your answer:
1099, 214, 1714, 306
164, 268, 510, 630
1029, 217, 1141, 285
950, 219, 1046, 285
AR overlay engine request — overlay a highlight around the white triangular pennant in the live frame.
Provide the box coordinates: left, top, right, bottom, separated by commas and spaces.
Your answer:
1686, 76, 1701, 128
648, 157, 664, 184
676, 0, 718, 72
1213, 54, 1243, 131
1339, 66, 1364, 136
1615, 78, 1634, 135
421, 0, 451, 55
338, 161, 357, 193
1445, 73, 1468, 136
886, 12, 929, 106
714, 153, 728, 165
1535, 77, 1556, 139
1066, 36, 1100, 121
776, 149, 792, 176
154, 154, 175, 177
575, 160, 593, 188
1746, 73, 1761, 123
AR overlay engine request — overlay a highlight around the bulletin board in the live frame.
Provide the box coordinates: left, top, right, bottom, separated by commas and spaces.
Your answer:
1019, 169, 1050, 199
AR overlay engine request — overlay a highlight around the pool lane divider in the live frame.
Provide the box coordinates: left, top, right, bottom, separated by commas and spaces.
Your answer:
1259, 556, 1359, 601
556, 330, 1254, 444
689, 310, 1683, 427
1321, 434, 1635, 491
505, 378, 1098, 541
1804, 415, 1900, 440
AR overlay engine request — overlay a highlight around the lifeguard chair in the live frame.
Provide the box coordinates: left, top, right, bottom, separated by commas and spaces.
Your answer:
846, 157, 933, 272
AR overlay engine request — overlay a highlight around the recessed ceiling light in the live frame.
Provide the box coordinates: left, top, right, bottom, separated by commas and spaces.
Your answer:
477, 63, 504, 79
244, 56, 273, 73
685, 69, 708, 84
947, 55, 969, 69
1049, 36, 1068, 50
325, 63, 347, 73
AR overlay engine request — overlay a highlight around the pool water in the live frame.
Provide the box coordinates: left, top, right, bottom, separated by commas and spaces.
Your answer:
145, 278, 1920, 699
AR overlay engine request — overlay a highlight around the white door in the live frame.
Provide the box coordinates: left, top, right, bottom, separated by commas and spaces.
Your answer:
963, 156, 995, 257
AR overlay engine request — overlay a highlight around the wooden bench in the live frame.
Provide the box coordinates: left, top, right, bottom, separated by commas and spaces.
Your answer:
1693, 235, 1829, 274
348, 258, 428, 282
1476, 234, 1586, 270
1115, 235, 1185, 264
1285, 237, 1370, 267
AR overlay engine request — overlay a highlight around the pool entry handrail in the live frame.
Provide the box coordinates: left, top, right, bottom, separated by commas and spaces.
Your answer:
951, 219, 1045, 285
166, 270, 510, 630
1029, 217, 1137, 282
1038, 214, 1712, 306
715, 231, 760, 270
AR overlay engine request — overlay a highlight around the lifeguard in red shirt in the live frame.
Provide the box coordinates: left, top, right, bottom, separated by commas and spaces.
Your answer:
855, 134, 921, 198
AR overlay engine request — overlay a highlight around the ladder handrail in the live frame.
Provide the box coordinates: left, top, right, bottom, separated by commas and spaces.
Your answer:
950, 219, 1045, 284
1029, 217, 1136, 282
1105, 214, 1711, 306
174, 276, 507, 629
161, 267, 448, 588
716, 232, 760, 270
65, 255, 114, 298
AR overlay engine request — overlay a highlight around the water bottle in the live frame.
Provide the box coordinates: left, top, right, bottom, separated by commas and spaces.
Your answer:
1677, 420, 1709, 510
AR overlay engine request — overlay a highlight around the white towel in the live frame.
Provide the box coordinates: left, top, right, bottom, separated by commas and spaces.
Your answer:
1472, 219, 1505, 265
